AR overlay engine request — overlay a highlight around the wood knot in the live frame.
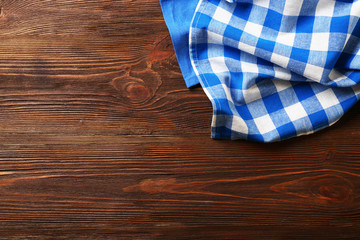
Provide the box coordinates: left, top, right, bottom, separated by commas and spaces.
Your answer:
318, 185, 350, 203
112, 76, 150, 103
322, 150, 336, 165
111, 68, 161, 104
311, 175, 353, 203
125, 82, 151, 102
271, 174, 354, 204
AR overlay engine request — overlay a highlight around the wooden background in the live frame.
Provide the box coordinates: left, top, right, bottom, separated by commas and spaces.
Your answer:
0, 0, 359, 239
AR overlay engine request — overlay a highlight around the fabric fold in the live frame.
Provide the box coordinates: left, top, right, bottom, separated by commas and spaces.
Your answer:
161, 0, 360, 142
159, 0, 200, 88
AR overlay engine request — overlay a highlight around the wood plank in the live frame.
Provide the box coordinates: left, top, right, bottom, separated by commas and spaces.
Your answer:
0, 0, 359, 239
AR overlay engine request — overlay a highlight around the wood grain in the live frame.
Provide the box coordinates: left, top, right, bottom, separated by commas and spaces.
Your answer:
0, 0, 359, 239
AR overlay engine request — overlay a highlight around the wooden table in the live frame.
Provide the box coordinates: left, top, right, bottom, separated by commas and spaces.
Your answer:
0, 0, 359, 239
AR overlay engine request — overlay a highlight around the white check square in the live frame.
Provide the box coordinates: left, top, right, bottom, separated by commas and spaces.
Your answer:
222, 84, 233, 102
274, 66, 292, 81
316, 89, 340, 109
254, 0, 270, 9
285, 102, 308, 121
213, 7, 233, 25
238, 41, 256, 55
243, 84, 262, 103
276, 32, 296, 46
315, 0, 335, 17
254, 114, 276, 134
209, 57, 228, 73
232, 115, 249, 134
207, 31, 224, 44
310, 33, 330, 51
244, 21, 263, 38
273, 79, 292, 92
283, 0, 304, 16
241, 61, 259, 73
303, 63, 324, 82
350, 2, 360, 17
270, 53, 290, 68
329, 69, 348, 83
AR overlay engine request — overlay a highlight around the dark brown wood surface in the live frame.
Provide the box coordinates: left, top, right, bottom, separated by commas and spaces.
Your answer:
0, 0, 359, 239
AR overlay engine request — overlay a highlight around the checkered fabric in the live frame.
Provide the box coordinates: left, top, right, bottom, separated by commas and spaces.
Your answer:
188, 0, 360, 142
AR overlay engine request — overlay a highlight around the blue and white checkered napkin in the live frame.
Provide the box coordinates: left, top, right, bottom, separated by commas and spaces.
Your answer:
162, 0, 360, 142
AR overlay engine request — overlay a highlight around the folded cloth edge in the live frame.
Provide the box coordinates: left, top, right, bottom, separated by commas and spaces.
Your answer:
159, 0, 200, 88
